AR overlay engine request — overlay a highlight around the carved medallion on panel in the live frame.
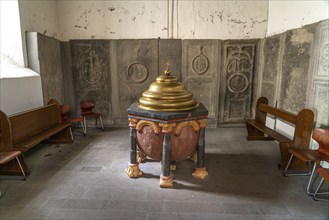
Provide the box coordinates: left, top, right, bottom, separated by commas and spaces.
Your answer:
227, 73, 249, 94
192, 46, 209, 75
127, 62, 149, 83
126, 49, 149, 84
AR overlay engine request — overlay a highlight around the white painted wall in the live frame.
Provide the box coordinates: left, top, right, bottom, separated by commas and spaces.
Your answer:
0, 75, 43, 115
267, 0, 329, 36
56, 0, 268, 40
57, 1, 168, 41
177, 1, 268, 39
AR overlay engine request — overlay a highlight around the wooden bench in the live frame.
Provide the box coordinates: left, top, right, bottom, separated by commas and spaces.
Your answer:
245, 97, 314, 168
0, 103, 73, 175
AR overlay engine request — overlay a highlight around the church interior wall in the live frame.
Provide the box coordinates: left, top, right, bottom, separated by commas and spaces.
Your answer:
1, 1, 328, 130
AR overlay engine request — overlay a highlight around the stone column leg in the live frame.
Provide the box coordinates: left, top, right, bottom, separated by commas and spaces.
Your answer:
192, 119, 208, 179
159, 123, 176, 188
125, 119, 142, 178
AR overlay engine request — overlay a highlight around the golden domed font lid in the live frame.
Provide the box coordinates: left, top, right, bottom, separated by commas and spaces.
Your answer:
138, 67, 198, 112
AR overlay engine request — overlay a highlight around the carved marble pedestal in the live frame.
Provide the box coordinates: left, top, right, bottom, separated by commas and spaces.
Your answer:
126, 102, 209, 188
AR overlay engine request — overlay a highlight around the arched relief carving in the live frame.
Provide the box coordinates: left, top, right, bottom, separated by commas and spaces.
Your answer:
136, 120, 161, 134
174, 121, 200, 136
192, 46, 209, 75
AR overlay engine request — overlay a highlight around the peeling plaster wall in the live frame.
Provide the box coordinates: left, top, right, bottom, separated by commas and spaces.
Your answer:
177, 1, 268, 39
55, 0, 268, 40
19, 1, 59, 38
18, 0, 60, 66
267, 1, 329, 36
57, 1, 167, 41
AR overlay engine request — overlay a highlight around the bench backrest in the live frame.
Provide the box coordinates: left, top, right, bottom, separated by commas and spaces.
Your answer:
0, 104, 61, 148
255, 97, 314, 148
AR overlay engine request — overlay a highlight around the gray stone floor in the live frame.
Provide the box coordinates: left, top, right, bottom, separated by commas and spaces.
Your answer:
0, 127, 328, 220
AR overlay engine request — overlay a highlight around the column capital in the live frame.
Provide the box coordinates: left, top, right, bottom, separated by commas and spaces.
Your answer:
128, 118, 138, 128
198, 119, 207, 128
159, 122, 176, 134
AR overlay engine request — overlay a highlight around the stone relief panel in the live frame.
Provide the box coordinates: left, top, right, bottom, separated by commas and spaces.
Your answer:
221, 40, 257, 123
38, 34, 65, 105
114, 39, 158, 125
260, 35, 282, 106
182, 40, 220, 127
71, 40, 111, 122
159, 39, 182, 80
308, 20, 329, 127
279, 28, 315, 114
314, 83, 329, 126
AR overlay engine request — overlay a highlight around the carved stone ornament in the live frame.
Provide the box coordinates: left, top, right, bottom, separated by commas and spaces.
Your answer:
128, 118, 138, 127
227, 73, 249, 94
127, 48, 149, 84
159, 123, 176, 134
320, 43, 329, 73
192, 46, 209, 75
174, 121, 200, 136
127, 62, 149, 84
136, 151, 147, 163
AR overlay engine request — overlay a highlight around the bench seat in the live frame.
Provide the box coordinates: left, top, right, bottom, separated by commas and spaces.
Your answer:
0, 103, 73, 175
245, 120, 292, 143
14, 122, 71, 153
245, 97, 314, 168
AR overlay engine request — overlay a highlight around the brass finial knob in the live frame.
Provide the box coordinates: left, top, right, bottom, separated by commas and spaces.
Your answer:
164, 64, 171, 76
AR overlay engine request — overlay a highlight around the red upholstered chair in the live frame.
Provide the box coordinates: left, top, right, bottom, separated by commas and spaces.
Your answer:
80, 100, 104, 132
0, 151, 26, 179
284, 128, 329, 195
60, 104, 86, 136
313, 167, 329, 201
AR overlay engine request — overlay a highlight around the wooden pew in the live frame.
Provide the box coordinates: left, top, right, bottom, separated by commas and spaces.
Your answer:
245, 97, 314, 168
0, 102, 73, 175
